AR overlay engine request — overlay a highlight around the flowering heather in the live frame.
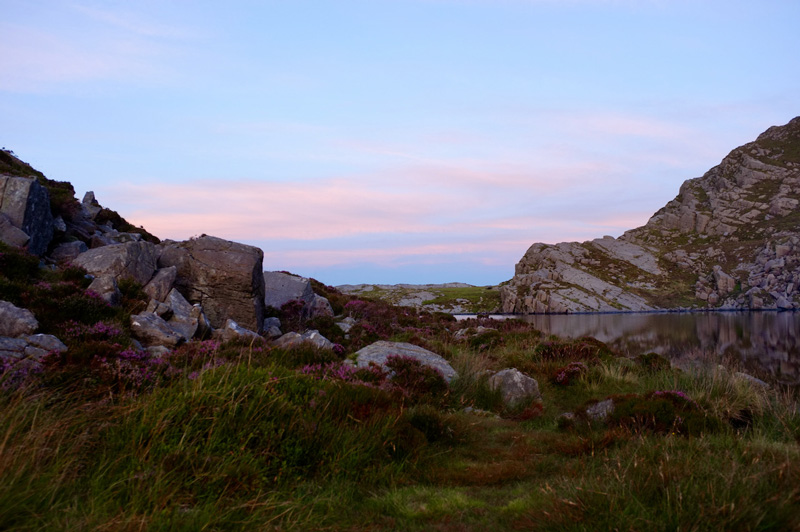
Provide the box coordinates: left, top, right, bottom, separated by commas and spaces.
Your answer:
652, 390, 699, 408
553, 361, 588, 386
83, 289, 112, 307
63, 320, 124, 340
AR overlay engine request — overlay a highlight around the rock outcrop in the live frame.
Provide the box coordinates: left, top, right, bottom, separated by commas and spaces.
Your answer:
0, 175, 54, 255
502, 117, 800, 313
350, 341, 457, 383
159, 235, 267, 332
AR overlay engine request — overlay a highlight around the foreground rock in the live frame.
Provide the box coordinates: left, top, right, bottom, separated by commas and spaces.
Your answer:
351, 341, 457, 383
273, 330, 334, 350
502, 117, 800, 313
130, 312, 185, 348
159, 235, 266, 332
488, 368, 541, 407
0, 334, 68, 372
0, 300, 39, 337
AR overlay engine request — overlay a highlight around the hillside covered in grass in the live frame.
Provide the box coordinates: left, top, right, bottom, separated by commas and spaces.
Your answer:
2, 152, 800, 530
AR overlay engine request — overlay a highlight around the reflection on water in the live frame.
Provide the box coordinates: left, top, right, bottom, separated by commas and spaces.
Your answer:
459, 312, 800, 386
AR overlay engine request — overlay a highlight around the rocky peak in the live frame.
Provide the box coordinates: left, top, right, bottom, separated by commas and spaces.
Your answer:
502, 117, 800, 313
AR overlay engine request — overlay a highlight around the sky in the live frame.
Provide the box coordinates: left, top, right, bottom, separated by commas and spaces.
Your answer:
1, 0, 798, 286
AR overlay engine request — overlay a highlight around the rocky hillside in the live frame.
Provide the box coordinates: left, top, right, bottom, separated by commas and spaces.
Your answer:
501, 117, 800, 313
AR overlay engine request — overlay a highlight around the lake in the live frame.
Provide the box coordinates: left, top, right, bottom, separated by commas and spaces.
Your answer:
456, 311, 800, 386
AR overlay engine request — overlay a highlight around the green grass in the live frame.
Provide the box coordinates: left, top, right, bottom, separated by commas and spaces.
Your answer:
3, 243, 800, 530
421, 285, 501, 313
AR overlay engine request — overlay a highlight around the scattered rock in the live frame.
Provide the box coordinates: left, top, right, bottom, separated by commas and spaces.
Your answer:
586, 399, 616, 421
143, 266, 177, 302
454, 326, 497, 340
0, 212, 30, 248
130, 312, 185, 348
217, 319, 262, 343
734, 372, 770, 389
303, 293, 334, 319
50, 241, 88, 264
351, 341, 457, 382
273, 330, 334, 350
336, 316, 356, 333
0, 300, 38, 337
488, 368, 541, 407
87, 275, 121, 306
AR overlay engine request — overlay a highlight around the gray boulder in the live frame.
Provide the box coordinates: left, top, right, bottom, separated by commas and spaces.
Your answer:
24, 334, 67, 353
273, 330, 333, 350
263, 271, 333, 320
73, 241, 159, 286
130, 312, 185, 348
50, 241, 88, 264
264, 271, 314, 308
0, 213, 30, 248
163, 288, 212, 340
159, 236, 266, 332
303, 294, 334, 319
143, 266, 177, 302
1, 334, 67, 373
146, 299, 173, 320
263, 317, 282, 339
488, 368, 541, 407
0, 300, 38, 337
87, 275, 121, 306
0, 175, 54, 255
453, 326, 498, 340
585, 398, 616, 421
81, 191, 102, 220
217, 319, 262, 343
351, 341, 457, 383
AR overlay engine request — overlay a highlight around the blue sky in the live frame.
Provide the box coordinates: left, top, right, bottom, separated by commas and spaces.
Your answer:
2, 0, 798, 285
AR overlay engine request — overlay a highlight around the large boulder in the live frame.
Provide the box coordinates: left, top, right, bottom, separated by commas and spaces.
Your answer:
0, 300, 38, 337
73, 241, 159, 286
0, 175, 54, 255
351, 341, 457, 383
159, 236, 266, 332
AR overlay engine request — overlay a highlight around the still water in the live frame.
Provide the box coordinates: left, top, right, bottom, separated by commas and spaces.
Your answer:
457, 312, 800, 386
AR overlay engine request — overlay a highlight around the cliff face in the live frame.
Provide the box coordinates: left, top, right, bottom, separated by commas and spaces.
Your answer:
501, 117, 800, 313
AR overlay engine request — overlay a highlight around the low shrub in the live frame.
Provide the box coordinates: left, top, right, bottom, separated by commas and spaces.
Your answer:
553, 361, 589, 386
609, 390, 723, 436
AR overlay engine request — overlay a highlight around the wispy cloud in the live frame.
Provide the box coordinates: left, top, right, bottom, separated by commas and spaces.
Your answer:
0, 5, 193, 91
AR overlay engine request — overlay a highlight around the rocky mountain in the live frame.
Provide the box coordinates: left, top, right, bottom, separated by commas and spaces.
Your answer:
501, 116, 800, 313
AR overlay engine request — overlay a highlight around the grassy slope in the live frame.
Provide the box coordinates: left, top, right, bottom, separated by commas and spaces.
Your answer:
2, 239, 799, 530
